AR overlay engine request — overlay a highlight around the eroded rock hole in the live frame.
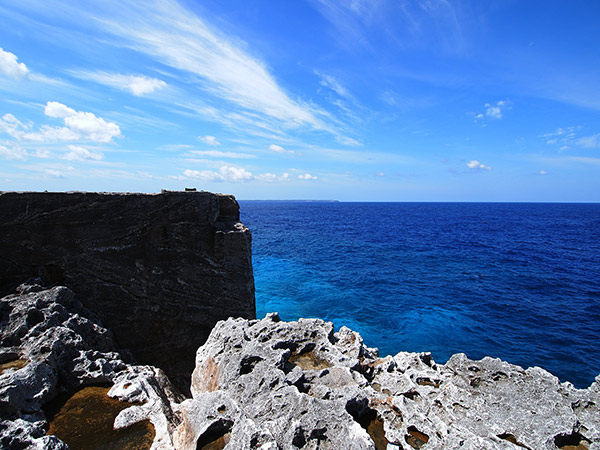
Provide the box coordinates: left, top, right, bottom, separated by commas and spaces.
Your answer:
239, 355, 263, 375
402, 390, 421, 401
415, 377, 441, 388
196, 418, 233, 450
554, 431, 591, 450
44, 385, 154, 450
498, 433, 531, 449
345, 398, 389, 450
405, 426, 429, 449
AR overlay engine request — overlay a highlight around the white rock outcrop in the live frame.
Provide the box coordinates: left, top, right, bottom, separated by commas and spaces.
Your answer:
1, 283, 599, 449
176, 313, 600, 450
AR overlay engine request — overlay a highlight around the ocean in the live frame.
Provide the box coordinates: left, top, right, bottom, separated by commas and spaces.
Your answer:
239, 201, 600, 388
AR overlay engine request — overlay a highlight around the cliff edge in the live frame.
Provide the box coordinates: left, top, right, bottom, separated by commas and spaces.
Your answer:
0, 190, 255, 389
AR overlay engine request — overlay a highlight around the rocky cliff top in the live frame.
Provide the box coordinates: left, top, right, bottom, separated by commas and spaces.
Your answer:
2, 283, 598, 449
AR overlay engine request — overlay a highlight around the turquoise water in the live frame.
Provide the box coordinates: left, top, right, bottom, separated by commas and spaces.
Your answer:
240, 201, 600, 388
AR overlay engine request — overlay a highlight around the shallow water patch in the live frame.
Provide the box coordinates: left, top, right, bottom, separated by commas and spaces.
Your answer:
289, 350, 331, 371
45, 385, 155, 450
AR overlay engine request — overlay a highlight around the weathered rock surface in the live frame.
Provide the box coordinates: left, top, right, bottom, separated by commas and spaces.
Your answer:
0, 190, 255, 389
2, 283, 599, 449
0, 282, 182, 449
180, 313, 600, 450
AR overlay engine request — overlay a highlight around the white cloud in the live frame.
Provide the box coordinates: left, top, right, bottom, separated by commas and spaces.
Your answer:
179, 165, 314, 183
298, 173, 318, 180
0, 103, 121, 144
45, 102, 121, 143
182, 166, 253, 182
187, 150, 254, 159
474, 100, 507, 122
0, 143, 27, 160
0, 47, 29, 79
75, 71, 166, 96
269, 144, 294, 154
466, 160, 492, 170
540, 170, 548, 175
578, 134, 600, 149
255, 172, 290, 182
200, 135, 220, 146
99, 0, 326, 130
63, 145, 103, 161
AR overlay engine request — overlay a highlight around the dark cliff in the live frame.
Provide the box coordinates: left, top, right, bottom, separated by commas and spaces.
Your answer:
0, 190, 255, 390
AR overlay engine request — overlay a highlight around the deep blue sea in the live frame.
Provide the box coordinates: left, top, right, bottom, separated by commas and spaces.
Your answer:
239, 201, 600, 388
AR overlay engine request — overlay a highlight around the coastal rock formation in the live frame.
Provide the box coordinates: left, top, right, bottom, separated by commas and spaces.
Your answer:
0, 190, 255, 389
0, 282, 182, 449
179, 314, 600, 450
1, 283, 599, 449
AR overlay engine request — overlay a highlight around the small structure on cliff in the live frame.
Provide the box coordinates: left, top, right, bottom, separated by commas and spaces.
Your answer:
0, 190, 255, 390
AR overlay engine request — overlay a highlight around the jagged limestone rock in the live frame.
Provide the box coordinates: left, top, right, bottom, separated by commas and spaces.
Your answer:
0, 283, 182, 450
178, 313, 600, 450
2, 283, 598, 449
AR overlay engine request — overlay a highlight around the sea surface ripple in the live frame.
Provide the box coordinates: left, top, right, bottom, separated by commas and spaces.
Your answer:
240, 201, 600, 388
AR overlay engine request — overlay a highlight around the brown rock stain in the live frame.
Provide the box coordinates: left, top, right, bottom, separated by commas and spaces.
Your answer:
199, 357, 220, 392
45, 385, 154, 450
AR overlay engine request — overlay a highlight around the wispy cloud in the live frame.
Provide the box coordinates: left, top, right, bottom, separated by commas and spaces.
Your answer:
315, 70, 352, 100
62, 145, 103, 161
0, 47, 29, 79
578, 133, 600, 149
0, 142, 27, 160
543, 127, 599, 150
73, 71, 166, 96
199, 135, 220, 146
186, 150, 255, 159
97, 0, 327, 130
310, 0, 465, 55
269, 144, 294, 154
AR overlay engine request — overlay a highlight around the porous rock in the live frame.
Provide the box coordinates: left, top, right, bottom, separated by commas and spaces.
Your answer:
0, 190, 255, 389
178, 313, 600, 450
0, 282, 182, 449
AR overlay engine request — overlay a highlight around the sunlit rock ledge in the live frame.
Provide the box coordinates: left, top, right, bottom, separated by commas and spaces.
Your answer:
1, 283, 599, 450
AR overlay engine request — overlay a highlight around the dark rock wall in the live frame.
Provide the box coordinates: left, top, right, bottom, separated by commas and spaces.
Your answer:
0, 191, 255, 390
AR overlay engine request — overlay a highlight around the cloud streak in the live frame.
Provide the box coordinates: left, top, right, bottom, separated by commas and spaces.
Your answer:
97, 0, 327, 130
74, 71, 167, 96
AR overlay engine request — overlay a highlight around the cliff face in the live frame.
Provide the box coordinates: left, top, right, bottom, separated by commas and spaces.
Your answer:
0, 191, 255, 389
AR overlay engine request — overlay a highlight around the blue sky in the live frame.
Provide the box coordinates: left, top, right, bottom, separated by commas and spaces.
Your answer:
0, 0, 599, 201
